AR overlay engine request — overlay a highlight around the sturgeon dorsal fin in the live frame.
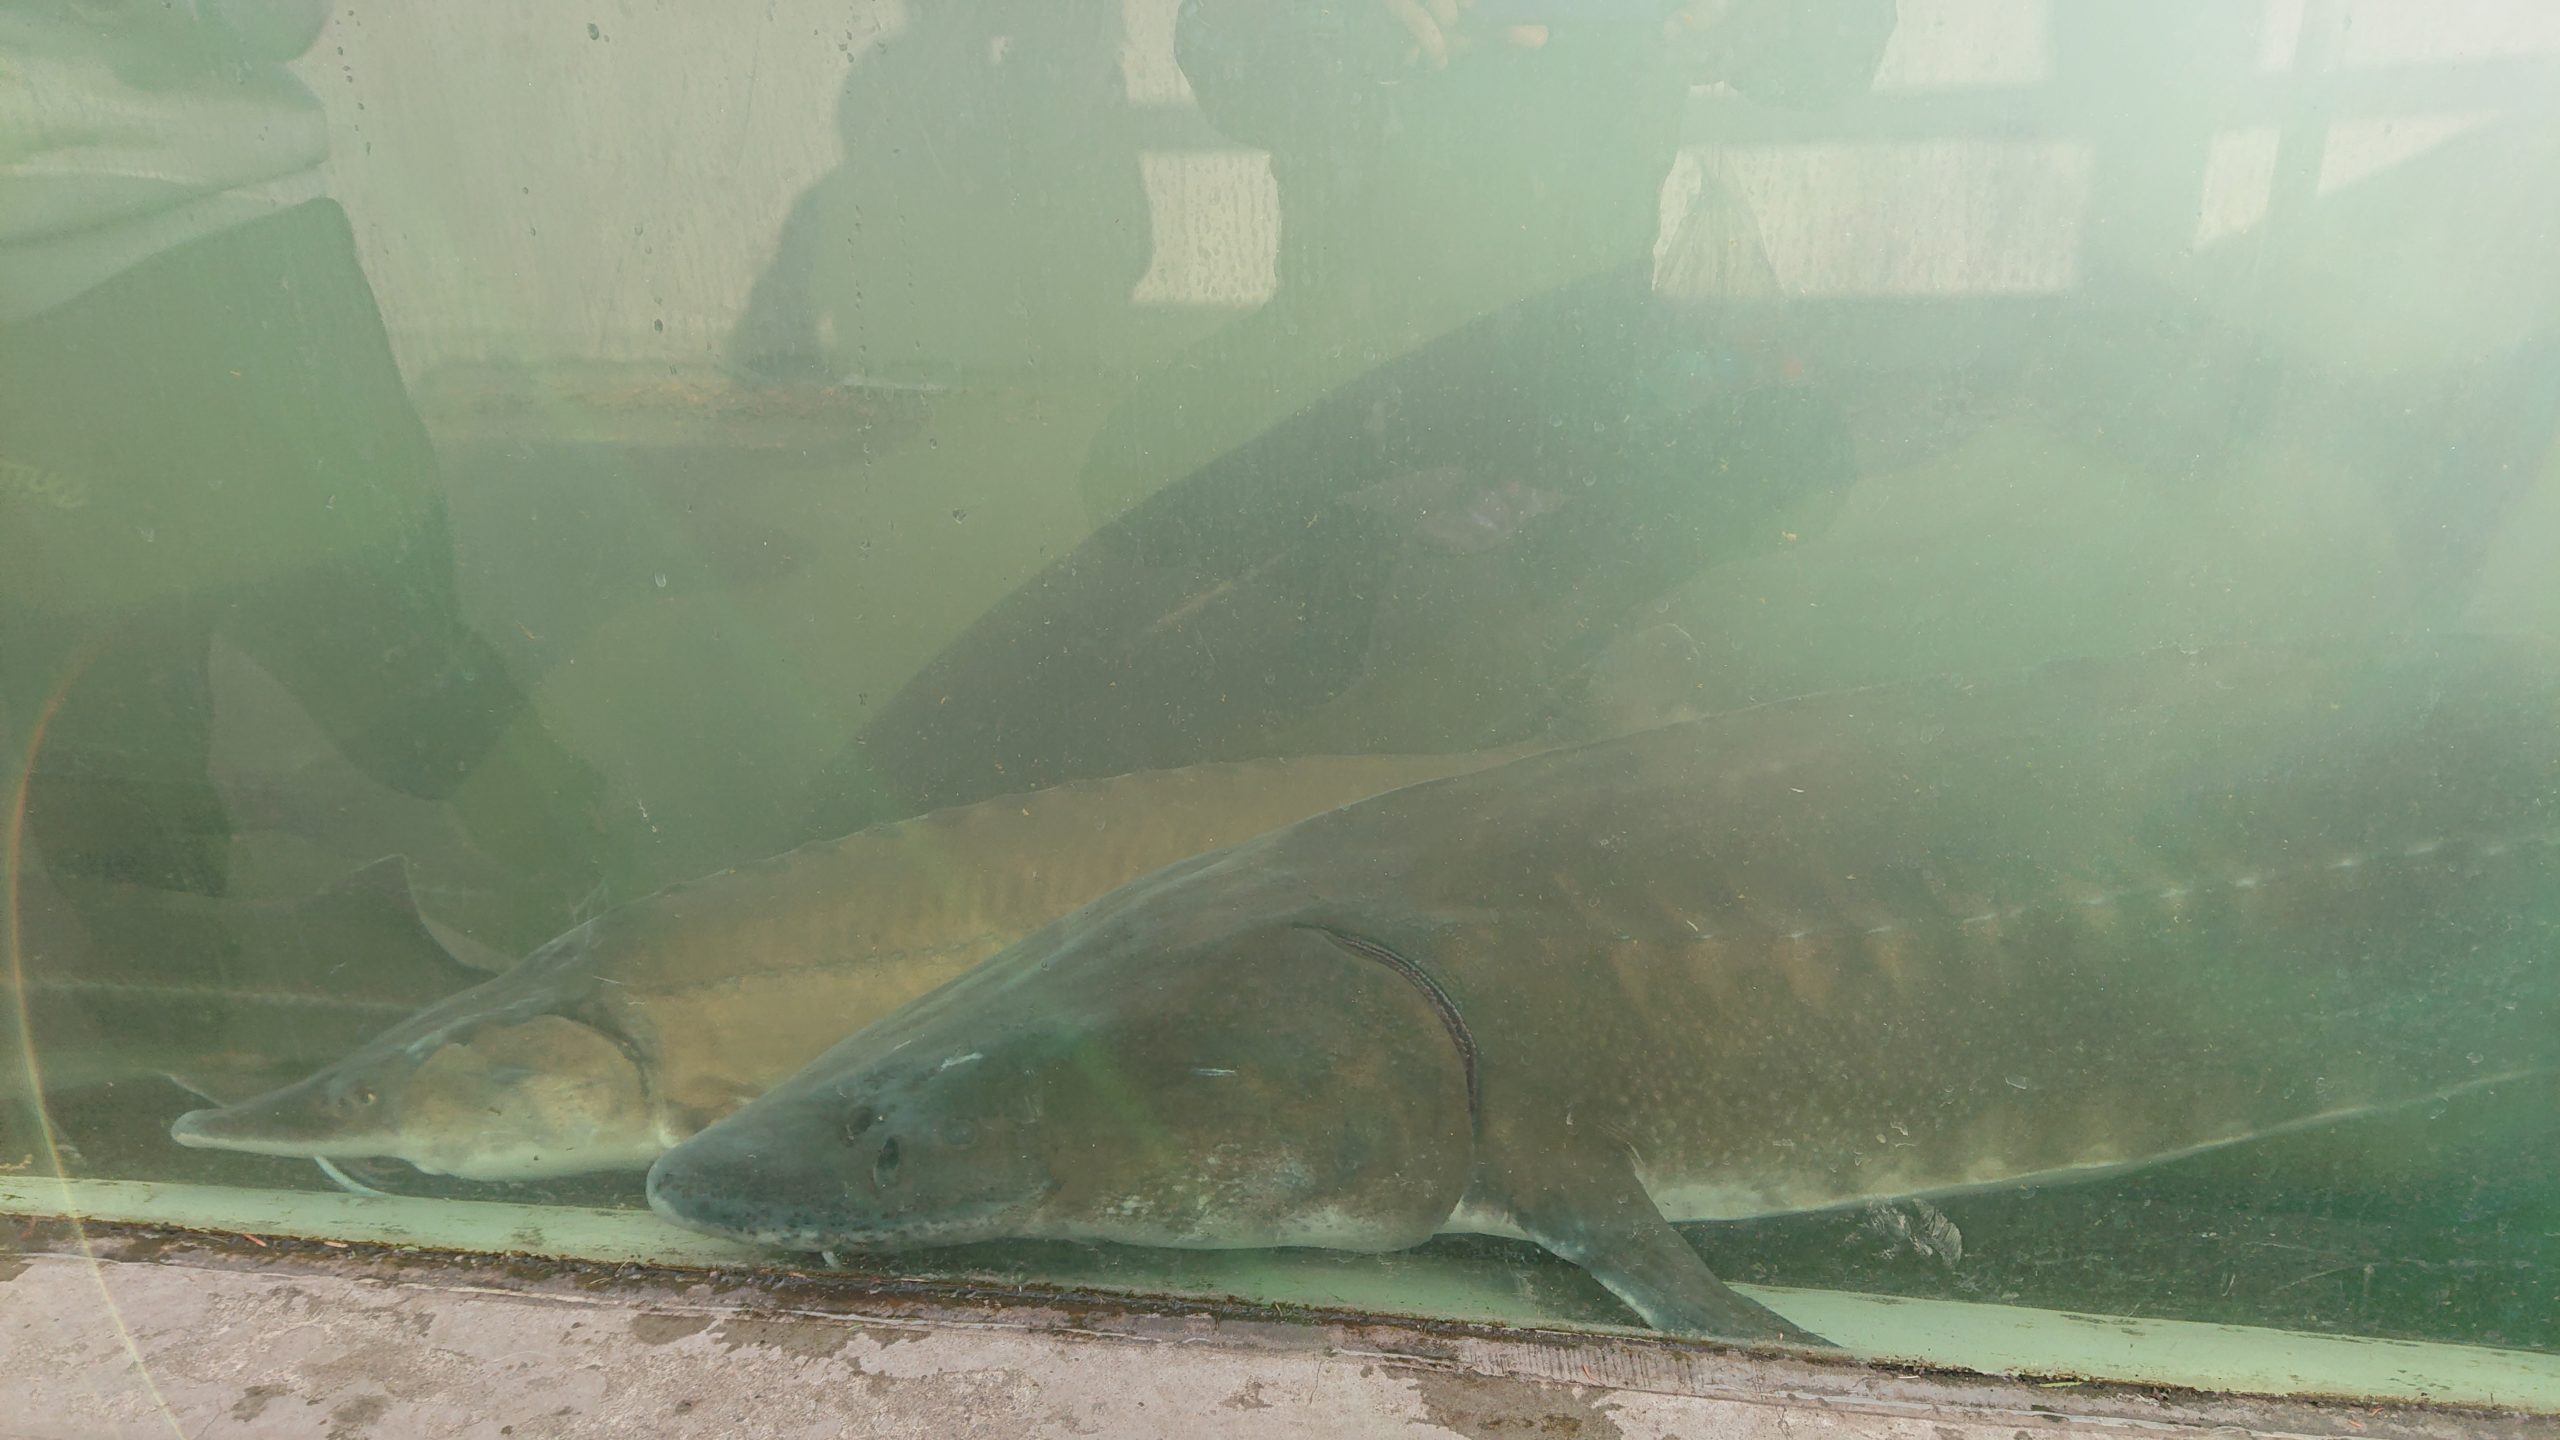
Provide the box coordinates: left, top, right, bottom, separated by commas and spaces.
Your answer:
282, 855, 505, 988
412, 913, 515, 978
1575, 621, 1715, 738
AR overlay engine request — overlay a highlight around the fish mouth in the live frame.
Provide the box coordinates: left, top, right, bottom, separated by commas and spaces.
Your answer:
640, 1204, 1016, 1255
644, 1160, 825, 1247
644, 1144, 1044, 1253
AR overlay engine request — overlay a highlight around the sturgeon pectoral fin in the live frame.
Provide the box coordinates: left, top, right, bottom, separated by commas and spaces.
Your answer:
1508, 1158, 1831, 1348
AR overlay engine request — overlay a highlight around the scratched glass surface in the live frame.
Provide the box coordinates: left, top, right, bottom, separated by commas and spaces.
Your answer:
6, 0, 2560, 1373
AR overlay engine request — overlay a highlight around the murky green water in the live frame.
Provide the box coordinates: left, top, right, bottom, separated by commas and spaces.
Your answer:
6, 0, 2560, 1394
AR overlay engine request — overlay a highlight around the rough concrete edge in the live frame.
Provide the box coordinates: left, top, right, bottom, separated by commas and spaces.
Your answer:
6, 1217, 2546, 1440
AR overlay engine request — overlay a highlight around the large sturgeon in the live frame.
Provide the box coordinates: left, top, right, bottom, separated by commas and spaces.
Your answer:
645, 637, 2560, 1346
808, 266, 1855, 833
167, 751, 1508, 1180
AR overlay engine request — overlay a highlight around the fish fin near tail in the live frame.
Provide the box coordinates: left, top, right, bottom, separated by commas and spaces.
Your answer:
1505, 1148, 1832, 1348
289, 855, 510, 982
1566, 621, 1714, 740
2369, 332, 2560, 629
411, 912, 515, 976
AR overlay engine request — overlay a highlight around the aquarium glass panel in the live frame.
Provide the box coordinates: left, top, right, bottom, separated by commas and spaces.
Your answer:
6, 0, 2559, 1397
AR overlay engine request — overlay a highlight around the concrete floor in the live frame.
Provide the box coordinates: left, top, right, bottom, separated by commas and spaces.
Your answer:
5, 1228, 2550, 1440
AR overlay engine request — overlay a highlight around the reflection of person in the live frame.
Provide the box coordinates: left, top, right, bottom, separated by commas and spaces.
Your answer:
1080, 0, 1899, 521
0, 2, 610, 965
727, 0, 1150, 388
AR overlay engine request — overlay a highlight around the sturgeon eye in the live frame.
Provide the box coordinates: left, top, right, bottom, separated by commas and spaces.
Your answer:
937, 1119, 978, 1150
844, 1106, 879, 1143
873, 1137, 903, 1188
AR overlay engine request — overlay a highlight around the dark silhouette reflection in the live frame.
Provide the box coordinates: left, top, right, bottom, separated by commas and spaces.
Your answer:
2235, 109, 2560, 626
1084, 0, 1900, 521
727, 0, 1153, 388
0, 6, 607, 1143
2020, 112, 2560, 631
814, 0, 1899, 825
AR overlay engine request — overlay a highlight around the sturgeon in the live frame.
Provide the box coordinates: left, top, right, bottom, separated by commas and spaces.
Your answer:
645, 637, 2560, 1346
167, 750, 1509, 1180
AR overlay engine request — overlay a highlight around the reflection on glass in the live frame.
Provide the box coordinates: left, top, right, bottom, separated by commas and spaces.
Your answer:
6, 0, 2560, 1387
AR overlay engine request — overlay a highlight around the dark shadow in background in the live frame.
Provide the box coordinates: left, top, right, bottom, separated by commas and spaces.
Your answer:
727, 0, 1153, 389
812, 0, 1901, 827
0, 10, 610, 1161
2035, 2, 2560, 624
